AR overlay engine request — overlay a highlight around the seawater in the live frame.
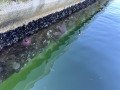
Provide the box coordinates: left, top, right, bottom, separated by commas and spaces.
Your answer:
30, 0, 120, 90
1, 0, 120, 90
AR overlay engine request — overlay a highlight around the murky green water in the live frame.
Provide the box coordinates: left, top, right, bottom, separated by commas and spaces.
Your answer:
1, 0, 120, 90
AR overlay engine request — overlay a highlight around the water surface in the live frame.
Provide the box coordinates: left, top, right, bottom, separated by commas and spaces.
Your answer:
1, 0, 119, 90
30, 0, 120, 90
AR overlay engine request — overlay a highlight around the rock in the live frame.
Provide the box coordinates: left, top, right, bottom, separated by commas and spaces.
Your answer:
12, 62, 20, 70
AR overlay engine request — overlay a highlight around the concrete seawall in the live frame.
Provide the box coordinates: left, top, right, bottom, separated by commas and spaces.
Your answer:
0, 0, 109, 83
0, 0, 107, 51
0, 0, 80, 33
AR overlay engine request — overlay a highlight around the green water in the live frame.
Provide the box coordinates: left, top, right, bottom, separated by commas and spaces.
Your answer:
1, 0, 120, 90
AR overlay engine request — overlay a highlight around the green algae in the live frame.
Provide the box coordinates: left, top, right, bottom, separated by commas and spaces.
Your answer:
0, 18, 95, 90
0, 1, 106, 89
0, 26, 80, 90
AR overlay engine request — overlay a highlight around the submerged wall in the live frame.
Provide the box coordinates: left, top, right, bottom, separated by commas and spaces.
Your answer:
0, 0, 109, 83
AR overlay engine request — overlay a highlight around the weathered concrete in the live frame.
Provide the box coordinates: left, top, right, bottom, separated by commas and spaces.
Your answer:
0, 0, 81, 33
0, 0, 103, 51
0, 0, 109, 82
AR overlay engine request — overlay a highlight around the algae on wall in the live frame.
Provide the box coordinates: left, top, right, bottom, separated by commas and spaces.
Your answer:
0, 0, 108, 85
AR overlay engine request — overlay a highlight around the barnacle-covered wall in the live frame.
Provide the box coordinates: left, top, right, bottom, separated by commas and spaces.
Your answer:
0, 0, 108, 83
